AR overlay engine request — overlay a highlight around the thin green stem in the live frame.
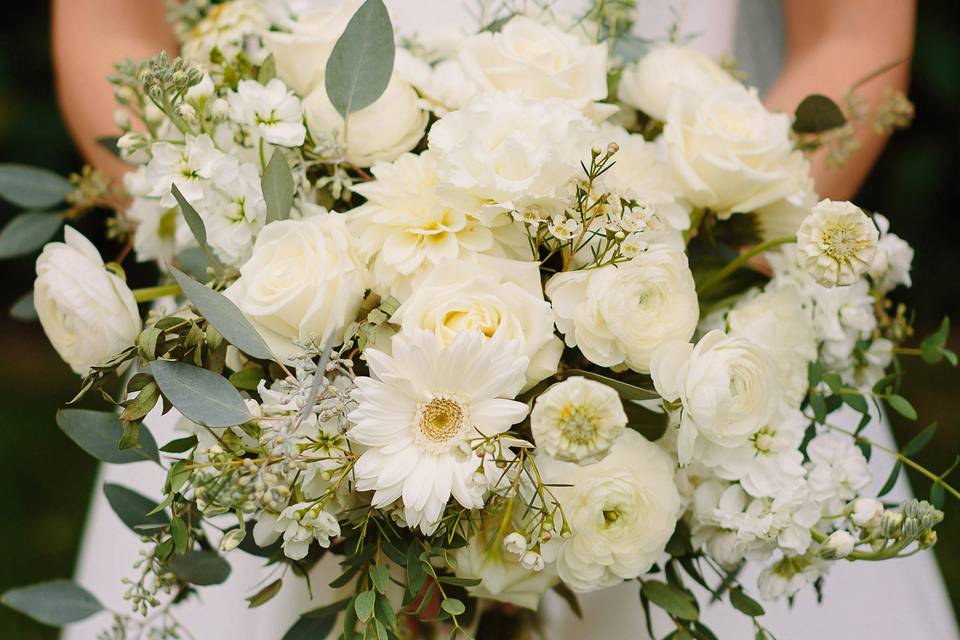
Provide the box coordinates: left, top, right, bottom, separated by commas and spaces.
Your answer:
133, 284, 182, 303
697, 236, 797, 294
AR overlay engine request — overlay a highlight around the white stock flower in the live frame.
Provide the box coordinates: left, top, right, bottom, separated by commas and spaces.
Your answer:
617, 44, 734, 121
228, 78, 306, 147
806, 432, 871, 514
796, 199, 879, 287
757, 553, 828, 601
822, 530, 855, 559
200, 162, 267, 267
664, 83, 812, 218
869, 213, 913, 293
651, 330, 782, 466
34, 227, 141, 375
182, 0, 268, 64
224, 211, 368, 358
123, 168, 194, 264
712, 483, 821, 557
538, 430, 680, 592
347, 331, 529, 534
145, 134, 236, 207
304, 74, 428, 167
392, 256, 562, 387
428, 92, 595, 212
453, 530, 557, 610
456, 16, 610, 114
530, 377, 627, 464
546, 245, 699, 372
349, 151, 519, 300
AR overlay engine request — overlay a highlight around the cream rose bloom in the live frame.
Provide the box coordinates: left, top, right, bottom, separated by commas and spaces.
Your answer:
456, 16, 611, 115
225, 210, 368, 358
34, 227, 141, 375
664, 82, 813, 218
539, 430, 680, 592
392, 256, 562, 387
617, 44, 734, 121
651, 330, 782, 466
545, 245, 699, 372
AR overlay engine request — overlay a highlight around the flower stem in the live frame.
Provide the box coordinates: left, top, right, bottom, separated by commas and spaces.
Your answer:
132, 283, 182, 303
696, 236, 796, 295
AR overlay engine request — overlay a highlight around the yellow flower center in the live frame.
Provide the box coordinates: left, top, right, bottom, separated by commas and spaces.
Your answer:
558, 403, 602, 446
418, 398, 465, 443
822, 221, 869, 262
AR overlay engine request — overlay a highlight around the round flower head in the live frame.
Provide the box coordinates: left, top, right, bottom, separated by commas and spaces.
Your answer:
530, 376, 627, 464
796, 199, 879, 287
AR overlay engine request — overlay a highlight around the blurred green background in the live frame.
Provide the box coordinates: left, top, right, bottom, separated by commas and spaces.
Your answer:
1, 2, 959, 638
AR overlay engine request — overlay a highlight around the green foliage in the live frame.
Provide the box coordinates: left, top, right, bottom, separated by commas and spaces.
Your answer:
324, 0, 395, 118
565, 369, 659, 401
103, 483, 169, 532
167, 550, 231, 586
1, 580, 102, 627
887, 394, 918, 420
57, 408, 159, 464
171, 183, 223, 272
729, 587, 765, 617
0, 164, 73, 209
262, 149, 295, 224
640, 580, 698, 621
246, 578, 283, 609
921, 317, 957, 365
150, 360, 253, 428
0, 211, 65, 259
903, 422, 938, 456
10, 290, 36, 321
793, 94, 847, 133
159, 435, 198, 453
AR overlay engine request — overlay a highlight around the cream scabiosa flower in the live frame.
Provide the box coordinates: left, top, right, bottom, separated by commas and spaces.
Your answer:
228, 78, 306, 147
530, 377, 626, 464
347, 331, 529, 534
538, 430, 680, 592
34, 227, 141, 375
796, 199, 879, 287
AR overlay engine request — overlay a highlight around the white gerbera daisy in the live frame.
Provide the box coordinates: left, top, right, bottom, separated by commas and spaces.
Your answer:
347, 330, 529, 534
796, 199, 878, 287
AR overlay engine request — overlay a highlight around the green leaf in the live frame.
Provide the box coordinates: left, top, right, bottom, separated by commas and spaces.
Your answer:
168, 550, 231, 586
551, 582, 583, 619
10, 290, 37, 321
0, 211, 65, 259
405, 543, 427, 596
57, 409, 159, 464
842, 391, 869, 415
793, 94, 847, 133
0, 164, 74, 208
369, 565, 389, 594
640, 581, 698, 621
1, 580, 103, 626
877, 460, 902, 497
729, 587, 765, 617
247, 578, 283, 608
97, 136, 123, 159
171, 516, 189, 554
565, 369, 660, 401
809, 394, 827, 424
436, 576, 482, 587
117, 420, 141, 450
282, 614, 339, 640
440, 597, 465, 616
902, 422, 938, 457
887, 394, 917, 420
150, 360, 253, 428
168, 266, 273, 359
160, 435, 199, 453
262, 150, 295, 224
257, 54, 277, 84
103, 483, 169, 532
230, 364, 265, 390
354, 590, 376, 622
121, 381, 160, 423
931, 481, 945, 509
171, 183, 221, 271
324, 0, 395, 118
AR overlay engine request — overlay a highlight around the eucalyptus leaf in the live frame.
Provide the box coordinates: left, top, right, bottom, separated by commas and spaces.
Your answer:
57, 409, 159, 464
168, 266, 273, 359
96, 136, 123, 160
261, 150, 294, 224
1, 580, 103, 626
160, 435, 199, 453
103, 483, 170, 532
171, 184, 222, 272
354, 590, 376, 622
566, 369, 660, 401
0, 211, 65, 259
150, 360, 253, 428
0, 164, 74, 208
10, 290, 37, 321
168, 550, 231, 586
793, 94, 847, 133
640, 581, 698, 621
324, 0, 395, 117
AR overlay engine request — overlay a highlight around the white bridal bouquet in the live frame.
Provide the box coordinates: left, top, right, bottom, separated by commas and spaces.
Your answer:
0, 1, 951, 639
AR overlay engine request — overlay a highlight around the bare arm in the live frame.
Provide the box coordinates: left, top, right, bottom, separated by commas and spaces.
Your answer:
52, 0, 178, 181
765, 0, 916, 201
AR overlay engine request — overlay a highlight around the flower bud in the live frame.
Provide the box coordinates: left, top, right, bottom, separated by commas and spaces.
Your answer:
880, 509, 904, 538
113, 109, 132, 131
503, 532, 527, 555
220, 528, 246, 552
850, 497, 884, 528
821, 530, 856, 559
520, 551, 545, 572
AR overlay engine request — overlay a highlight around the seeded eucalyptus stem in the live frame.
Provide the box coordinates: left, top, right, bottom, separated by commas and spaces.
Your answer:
132, 283, 182, 303
696, 235, 797, 294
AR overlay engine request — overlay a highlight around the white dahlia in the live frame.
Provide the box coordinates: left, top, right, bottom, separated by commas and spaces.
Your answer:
347, 331, 530, 534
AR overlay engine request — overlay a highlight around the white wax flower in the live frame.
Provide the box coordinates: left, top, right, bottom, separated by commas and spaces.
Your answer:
796, 199, 879, 287
228, 78, 306, 147
651, 329, 782, 466
503, 532, 528, 555
530, 376, 627, 464
617, 44, 734, 121
34, 227, 141, 375
347, 330, 529, 535
224, 209, 368, 358
392, 256, 562, 388
538, 430, 680, 592
546, 245, 699, 373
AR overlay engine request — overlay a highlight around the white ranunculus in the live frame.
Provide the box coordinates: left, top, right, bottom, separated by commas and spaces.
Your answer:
34, 227, 141, 375
304, 74, 428, 167
453, 531, 558, 610
796, 199, 879, 287
224, 210, 368, 358
546, 245, 699, 372
617, 44, 734, 121
530, 376, 627, 464
651, 329, 782, 466
538, 430, 680, 592
392, 256, 562, 388
664, 82, 813, 218
457, 16, 610, 114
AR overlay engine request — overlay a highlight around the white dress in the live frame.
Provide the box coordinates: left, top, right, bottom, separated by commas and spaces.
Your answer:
66, 2, 958, 639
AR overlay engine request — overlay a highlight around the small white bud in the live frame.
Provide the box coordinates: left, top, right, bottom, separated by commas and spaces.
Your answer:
519, 551, 545, 572
220, 528, 246, 552
850, 497, 884, 527
113, 109, 132, 131
822, 530, 856, 559
143, 102, 165, 124
503, 532, 527, 555
211, 98, 231, 120
176, 103, 197, 123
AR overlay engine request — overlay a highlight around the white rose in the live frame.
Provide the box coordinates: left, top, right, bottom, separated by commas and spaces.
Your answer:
225, 210, 368, 358
539, 430, 680, 592
392, 256, 562, 388
304, 74, 429, 167
651, 329, 781, 465
453, 531, 558, 610
457, 16, 611, 116
664, 82, 813, 218
546, 245, 699, 372
34, 227, 141, 375
617, 44, 734, 121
